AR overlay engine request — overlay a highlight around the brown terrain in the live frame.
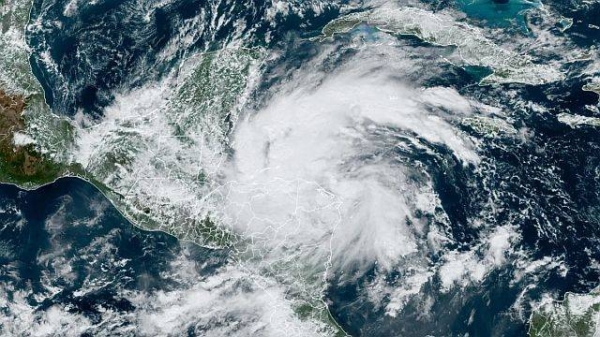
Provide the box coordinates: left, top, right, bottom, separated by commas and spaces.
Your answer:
0, 88, 61, 182
0, 88, 25, 135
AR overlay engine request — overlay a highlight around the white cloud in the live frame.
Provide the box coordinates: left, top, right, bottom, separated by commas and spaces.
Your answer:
227, 52, 480, 278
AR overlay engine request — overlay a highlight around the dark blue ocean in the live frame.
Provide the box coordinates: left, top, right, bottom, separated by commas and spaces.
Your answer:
3, 0, 600, 335
0, 178, 228, 330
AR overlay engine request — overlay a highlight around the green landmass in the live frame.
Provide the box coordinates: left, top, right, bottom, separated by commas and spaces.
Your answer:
461, 116, 517, 139
320, 12, 366, 39
0, 0, 358, 333
529, 290, 600, 337
0, 0, 77, 188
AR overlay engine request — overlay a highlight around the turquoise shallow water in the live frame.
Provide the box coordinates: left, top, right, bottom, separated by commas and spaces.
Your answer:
457, 0, 542, 28
9, 0, 600, 335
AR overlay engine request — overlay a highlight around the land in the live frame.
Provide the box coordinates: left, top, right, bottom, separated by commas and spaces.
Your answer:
0, 89, 76, 185
529, 290, 600, 337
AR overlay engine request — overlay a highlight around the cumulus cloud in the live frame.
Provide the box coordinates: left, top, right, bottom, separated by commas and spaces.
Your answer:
0, 265, 330, 337
226, 51, 479, 278
65, 26, 496, 329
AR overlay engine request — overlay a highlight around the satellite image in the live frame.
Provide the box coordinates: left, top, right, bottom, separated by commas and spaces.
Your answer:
0, 0, 599, 335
